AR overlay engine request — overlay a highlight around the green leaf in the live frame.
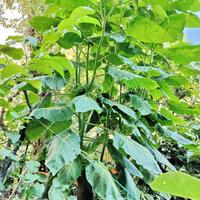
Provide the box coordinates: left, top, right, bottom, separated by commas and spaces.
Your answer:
101, 97, 137, 120
168, 101, 200, 116
130, 95, 152, 116
86, 160, 123, 200
158, 80, 179, 102
151, 172, 200, 199
159, 108, 185, 125
158, 43, 200, 65
71, 95, 102, 113
107, 142, 143, 179
29, 16, 60, 32
0, 64, 26, 79
30, 106, 72, 122
29, 56, 75, 78
159, 127, 193, 146
0, 45, 23, 60
69, 6, 95, 22
58, 32, 82, 49
26, 119, 71, 141
127, 16, 172, 43
163, 14, 186, 41
186, 13, 200, 27
173, 0, 200, 12
124, 169, 140, 200
45, 129, 81, 175
49, 158, 82, 199
108, 67, 158, 90
113, 133, 161, 175
26, 160, 40, 173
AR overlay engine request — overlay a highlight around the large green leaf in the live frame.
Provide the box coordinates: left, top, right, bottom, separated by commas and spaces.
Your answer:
108, 67, 158, 90
113, 133, 161, 175
26, 119, 71, 141
29, 56, 75, 78
29, 16, 60, 32
71, 95, 102, 113
30, 106, 72, 122
168, 101, 200, 116
151, 172, 200, 199
173, 0, 200, 12
127, 16, 172, 43
163, 13, 186, 41
130, 95, 152, 116
158, 43, 200, 65
107, 142, 143, 179
86, 160, 123, 200
45, 130, 81, 175
158, 80, 179, 102
0, 64, 26, 79
49, 158, 82, 200
0, 45, 23, 60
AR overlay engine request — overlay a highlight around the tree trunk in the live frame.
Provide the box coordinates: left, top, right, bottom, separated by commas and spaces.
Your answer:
77, 171, 93, 200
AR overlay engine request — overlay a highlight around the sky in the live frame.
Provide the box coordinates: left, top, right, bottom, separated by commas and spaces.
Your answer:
0, 9, 200, 45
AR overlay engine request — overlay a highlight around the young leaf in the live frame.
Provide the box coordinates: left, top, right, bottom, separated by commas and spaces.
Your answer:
86, 160, 123, 200
45, 130, 81, 175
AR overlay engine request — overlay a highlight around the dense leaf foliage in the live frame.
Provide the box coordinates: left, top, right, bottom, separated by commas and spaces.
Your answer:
0, 0, 200, 199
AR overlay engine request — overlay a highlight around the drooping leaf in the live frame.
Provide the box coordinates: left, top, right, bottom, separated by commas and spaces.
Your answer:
30, 106, 72, 122
107, 142, 143, 179
168, 101, 200, 116
151, 172, 200, 199
108, 67, 158, 90
86, 160, 123, 200
113, 133, 161, 175
124, 169, 140, 200
130, 95, 152, 116
101, 97, 137, 120
159, 108, 185, 125
71, 95, 102, 113
45, 129, 81, 175
127, 16, 172, 43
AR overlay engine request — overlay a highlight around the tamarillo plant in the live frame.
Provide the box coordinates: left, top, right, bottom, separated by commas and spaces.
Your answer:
0, 0, 200, 199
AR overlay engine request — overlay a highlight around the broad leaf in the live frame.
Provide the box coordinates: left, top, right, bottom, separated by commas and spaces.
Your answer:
151, 172, 200, 199
71, 95, 102, 113
86, 160, 123, 200
0, 45, 23, 60
29, 16, 60, 32
108, 67, 158, 90
30, 106, 72, 122
113, 133, 161, 175
45, 130, 81, 175
127, 16, 172, 43
130, 95, 152, 115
